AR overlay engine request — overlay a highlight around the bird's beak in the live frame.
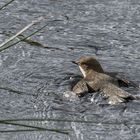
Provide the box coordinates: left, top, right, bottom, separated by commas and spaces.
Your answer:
71, 61, 78, 65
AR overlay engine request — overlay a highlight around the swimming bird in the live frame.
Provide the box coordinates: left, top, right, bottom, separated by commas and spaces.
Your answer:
72, 56, 139, 105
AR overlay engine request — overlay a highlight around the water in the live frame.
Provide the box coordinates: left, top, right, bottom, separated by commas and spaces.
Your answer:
0, 0, 140, 139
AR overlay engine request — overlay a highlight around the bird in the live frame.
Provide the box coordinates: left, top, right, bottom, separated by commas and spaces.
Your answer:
72, 56, 139, 105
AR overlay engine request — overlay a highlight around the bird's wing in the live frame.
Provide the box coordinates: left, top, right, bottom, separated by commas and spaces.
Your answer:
85, 72, 118, 91
101, 83, 134, 105
72, 79, 89, 97
105, 71, 139, 88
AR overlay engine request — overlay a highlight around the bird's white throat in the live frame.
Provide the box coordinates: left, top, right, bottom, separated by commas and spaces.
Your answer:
79, 66, 86, 78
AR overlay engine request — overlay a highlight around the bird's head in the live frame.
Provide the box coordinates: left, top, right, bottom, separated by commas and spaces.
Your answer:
72, 56, 104, 77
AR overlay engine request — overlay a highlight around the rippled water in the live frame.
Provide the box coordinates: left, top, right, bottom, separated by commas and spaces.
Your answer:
0, 0, 140, 140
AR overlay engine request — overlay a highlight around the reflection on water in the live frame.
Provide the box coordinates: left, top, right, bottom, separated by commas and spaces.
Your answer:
0, 0, 140, 139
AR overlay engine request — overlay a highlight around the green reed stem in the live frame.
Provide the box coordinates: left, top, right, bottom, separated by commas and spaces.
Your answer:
0, 0, 16, 11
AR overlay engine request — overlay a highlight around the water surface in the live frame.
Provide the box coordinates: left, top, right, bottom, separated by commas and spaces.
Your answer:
0, 0, 140, 140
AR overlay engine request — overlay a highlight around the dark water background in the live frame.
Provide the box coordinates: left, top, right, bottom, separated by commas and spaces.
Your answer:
0, 0, 140, 139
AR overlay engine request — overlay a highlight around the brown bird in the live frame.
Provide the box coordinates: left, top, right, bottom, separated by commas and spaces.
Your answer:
72, 56, 139, 105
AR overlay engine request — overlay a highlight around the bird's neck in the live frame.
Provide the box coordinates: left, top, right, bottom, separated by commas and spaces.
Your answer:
79, 66, 87, 77
79, 66, 97, 78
